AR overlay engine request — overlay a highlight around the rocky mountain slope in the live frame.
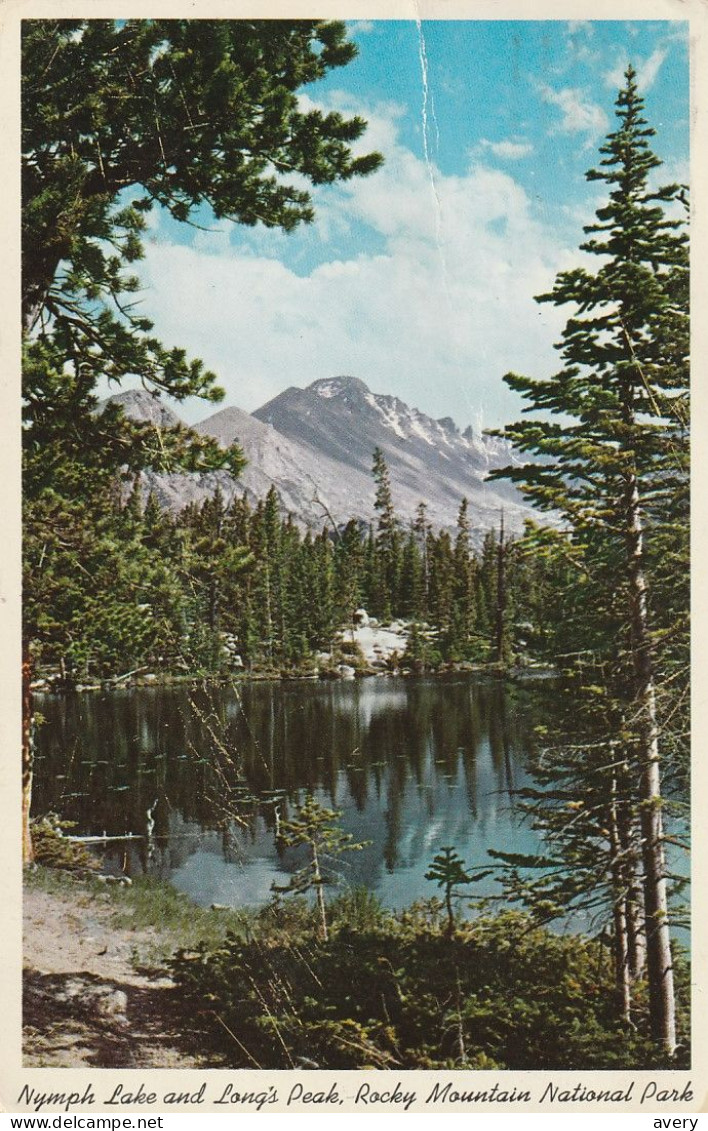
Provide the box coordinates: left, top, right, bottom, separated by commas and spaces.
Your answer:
253, 376, 526, 534
103, 378, 531, 541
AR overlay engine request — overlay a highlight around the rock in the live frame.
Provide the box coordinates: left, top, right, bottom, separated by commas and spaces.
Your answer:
99, 989, 129, 1023
56, 978, 87, 1004
53, 978, 128, 1025
353, 608, 370, 626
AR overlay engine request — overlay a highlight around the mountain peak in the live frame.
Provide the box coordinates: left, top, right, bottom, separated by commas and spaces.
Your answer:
308, 376, 370, 401
99, 389, 184, 429
118, 373, 531, 543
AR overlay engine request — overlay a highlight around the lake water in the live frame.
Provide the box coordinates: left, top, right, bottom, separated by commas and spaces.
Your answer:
30, 675, 609, 922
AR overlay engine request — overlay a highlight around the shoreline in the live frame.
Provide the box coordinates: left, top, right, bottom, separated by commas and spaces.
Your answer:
30, 659, 558, 696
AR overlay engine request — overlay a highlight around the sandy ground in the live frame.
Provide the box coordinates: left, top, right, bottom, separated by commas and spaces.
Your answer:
23, 881, 208, 1069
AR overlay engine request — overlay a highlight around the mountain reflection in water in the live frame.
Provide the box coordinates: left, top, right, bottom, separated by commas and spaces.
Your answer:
34, 675, 553, 912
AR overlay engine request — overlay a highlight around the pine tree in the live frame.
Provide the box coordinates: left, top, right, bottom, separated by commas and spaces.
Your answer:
450, 498, 476, 657
272, 795, 367, 941
278, 514, 303, 664
23, 20, 382, 331
413, 501, 432, 617
428, 531, 455, 653
399, 527, 424, 619
180, 487, 253, 668
334, 519, 365, 632
494, 513, 510, 664
371, 448, 402, 619
22, 20, 382, 860
313, 530, 337, 652
425, 846, 490, 937
492, 68, 689, 1054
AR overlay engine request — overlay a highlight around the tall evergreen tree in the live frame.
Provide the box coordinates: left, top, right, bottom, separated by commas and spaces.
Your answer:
180, 487, 253, 667
450, 498, 476, 657
334, 519, 365, 631
371, 448, 402, 619
400, 526, 424, 620
493, 513, 509, 664
428, 530, 455, 645
22, 19, 382, 861
492, 68, 689, 1053
413, 501, 432, 616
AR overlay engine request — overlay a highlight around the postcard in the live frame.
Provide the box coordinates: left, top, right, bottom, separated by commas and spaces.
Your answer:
2, 0, 705, 1116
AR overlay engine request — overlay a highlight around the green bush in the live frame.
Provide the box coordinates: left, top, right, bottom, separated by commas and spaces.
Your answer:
30, 814, 102, 873
329, 887, 392, 933
171, 908, 684, 1070
336, 639, 368, 666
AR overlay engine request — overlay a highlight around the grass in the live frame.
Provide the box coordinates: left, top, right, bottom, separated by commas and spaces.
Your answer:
25, 865, 256, 965
112, 876, 255, 952
24, 863, 397, 967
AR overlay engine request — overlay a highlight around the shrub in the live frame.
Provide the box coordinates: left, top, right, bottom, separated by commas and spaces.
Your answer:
171, 909, 682, 1070
30, 814, 102, 873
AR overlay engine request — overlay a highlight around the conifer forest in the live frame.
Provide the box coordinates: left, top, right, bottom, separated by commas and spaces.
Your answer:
22, 19, 690, 1070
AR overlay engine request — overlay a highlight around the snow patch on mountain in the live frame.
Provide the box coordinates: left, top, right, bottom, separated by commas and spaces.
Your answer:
408, 414, 436, 446
364, 392, 408, 439
313, 378, 344, 399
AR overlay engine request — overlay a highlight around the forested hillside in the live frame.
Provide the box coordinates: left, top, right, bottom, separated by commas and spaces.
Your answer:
26, 455, 558, 681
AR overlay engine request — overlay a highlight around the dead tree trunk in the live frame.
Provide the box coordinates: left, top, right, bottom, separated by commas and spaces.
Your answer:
617, 778, 646, 981
311, 842, 328, 942
625, 471, 676, 1054
609, 772, 631, 1023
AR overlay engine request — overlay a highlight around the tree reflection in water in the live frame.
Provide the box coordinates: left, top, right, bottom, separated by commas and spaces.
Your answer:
33, 675, 551, 909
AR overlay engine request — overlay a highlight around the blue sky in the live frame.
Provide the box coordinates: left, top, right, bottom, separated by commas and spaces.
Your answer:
136, 19, 689, 431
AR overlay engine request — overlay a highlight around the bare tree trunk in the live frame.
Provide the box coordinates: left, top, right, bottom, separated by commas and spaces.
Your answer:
312, 843, 328, 942
609, 773, 631, 1023
22, 643, 34, 865
445, 885, 455, 938
454, 971, 467, 1064
626, 861, 647, 980
625, 472, 676, 1054
617, 786, 646, 980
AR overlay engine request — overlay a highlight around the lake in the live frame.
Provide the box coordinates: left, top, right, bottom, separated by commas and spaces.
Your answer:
31, 674, 609, 922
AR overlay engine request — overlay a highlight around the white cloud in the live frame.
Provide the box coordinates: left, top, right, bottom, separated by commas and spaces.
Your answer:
476, 138, 534, 161
348, 20, 375, 35
604, 47, 668, 92
653, 157, 689, 187
540, 84, 608, 139
639, 48, 668, 91
137, 99, 575, 431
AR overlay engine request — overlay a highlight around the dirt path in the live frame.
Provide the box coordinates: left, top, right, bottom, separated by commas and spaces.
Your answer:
23, 881, 208, 1068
